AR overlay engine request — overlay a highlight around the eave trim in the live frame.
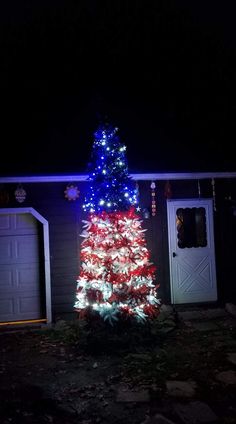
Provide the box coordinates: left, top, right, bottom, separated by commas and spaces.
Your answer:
1, 171, 236, 183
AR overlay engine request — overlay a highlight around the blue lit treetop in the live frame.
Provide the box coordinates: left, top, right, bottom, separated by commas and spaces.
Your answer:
83, 123, 138, 213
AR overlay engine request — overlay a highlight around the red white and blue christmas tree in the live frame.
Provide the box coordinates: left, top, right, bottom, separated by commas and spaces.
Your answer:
74, 123, 160, 324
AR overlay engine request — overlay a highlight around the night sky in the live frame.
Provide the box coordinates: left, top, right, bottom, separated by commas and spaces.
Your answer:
1, 1, 235, 176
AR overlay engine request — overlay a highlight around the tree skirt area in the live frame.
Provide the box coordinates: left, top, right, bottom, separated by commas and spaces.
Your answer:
0, 307, 236, 424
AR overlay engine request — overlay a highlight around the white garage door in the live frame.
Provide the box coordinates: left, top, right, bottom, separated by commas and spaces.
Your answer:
0, 213, 42, 323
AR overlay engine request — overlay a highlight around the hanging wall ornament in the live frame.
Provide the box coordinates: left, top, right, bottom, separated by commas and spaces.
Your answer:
64, 184, 80, 201
164, 180, 172, 199
150, 181, 157, 216
15, 185, 26, 203
0, 188, 9, 206
135, 181, 141, 213
197, 180, 201, 198
135, 181, 140, 199
211, 178, 216, 211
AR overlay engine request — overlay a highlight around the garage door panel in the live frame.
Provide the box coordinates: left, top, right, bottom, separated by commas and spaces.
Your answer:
0, 214, 38, 235
0, 235, 39, 265
15, 236, 39, 263
1, 265, 40, 291
0, 215, 11, 231
15, 265, 40, 288
0, 291, 42, 322
15, 214, 38, 232
0, 237, 12, 263
0, 269, 13, 287
0, 266, 41, 321
19, 296, 41, 315
0, 298, 41, 321
0, 299, 14, 316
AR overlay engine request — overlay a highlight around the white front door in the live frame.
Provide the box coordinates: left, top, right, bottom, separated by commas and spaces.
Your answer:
167, 199, 217, 304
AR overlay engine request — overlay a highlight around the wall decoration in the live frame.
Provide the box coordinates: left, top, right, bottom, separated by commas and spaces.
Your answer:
15, 185, 26, 203
64, 184, 80, 201
211, 178, 216, 211
135, 182, 141, 213
135, 181, 140, 199
143, 207, 150, 219
164, 180, 172, 199
0, 188, 9, 206
197, 180, 201, 198
150, 181, 157, 216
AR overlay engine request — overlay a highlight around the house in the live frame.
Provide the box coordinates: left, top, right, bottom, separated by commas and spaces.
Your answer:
0, 171, 236, 326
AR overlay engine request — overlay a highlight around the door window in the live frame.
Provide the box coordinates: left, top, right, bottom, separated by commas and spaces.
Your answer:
176, 207, 207, 248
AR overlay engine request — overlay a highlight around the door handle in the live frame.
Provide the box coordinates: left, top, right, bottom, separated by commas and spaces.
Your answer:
173, 252, 177, 257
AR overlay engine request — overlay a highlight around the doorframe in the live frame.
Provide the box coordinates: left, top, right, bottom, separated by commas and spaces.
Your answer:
0, 207, 52, 324
167, 198, 217, 305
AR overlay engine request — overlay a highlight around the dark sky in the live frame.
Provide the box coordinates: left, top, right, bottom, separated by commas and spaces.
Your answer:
1, 0, 236, 176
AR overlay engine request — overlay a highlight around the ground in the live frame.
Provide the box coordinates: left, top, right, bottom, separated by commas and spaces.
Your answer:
0, 306, 236, 424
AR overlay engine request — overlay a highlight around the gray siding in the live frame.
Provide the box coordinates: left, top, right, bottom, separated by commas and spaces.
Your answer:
1, 177, 236, 321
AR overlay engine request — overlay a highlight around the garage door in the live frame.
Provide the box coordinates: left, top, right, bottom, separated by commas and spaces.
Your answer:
0, 213, 43, 323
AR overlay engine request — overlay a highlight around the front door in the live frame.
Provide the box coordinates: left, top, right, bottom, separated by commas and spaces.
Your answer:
167, 199, 217, 304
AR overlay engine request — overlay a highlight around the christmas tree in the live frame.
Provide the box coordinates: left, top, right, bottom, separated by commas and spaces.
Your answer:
74, 123, 160, 324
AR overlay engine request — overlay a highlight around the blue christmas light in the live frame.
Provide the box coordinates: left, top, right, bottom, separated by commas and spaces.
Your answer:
83, 124, 138, 212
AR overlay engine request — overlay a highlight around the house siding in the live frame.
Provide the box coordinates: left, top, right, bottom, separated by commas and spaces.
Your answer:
0, 183, 83, 320
0, 176, 236, 322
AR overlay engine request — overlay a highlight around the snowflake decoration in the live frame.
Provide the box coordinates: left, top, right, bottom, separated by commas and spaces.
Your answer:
64, 185, 80, 201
